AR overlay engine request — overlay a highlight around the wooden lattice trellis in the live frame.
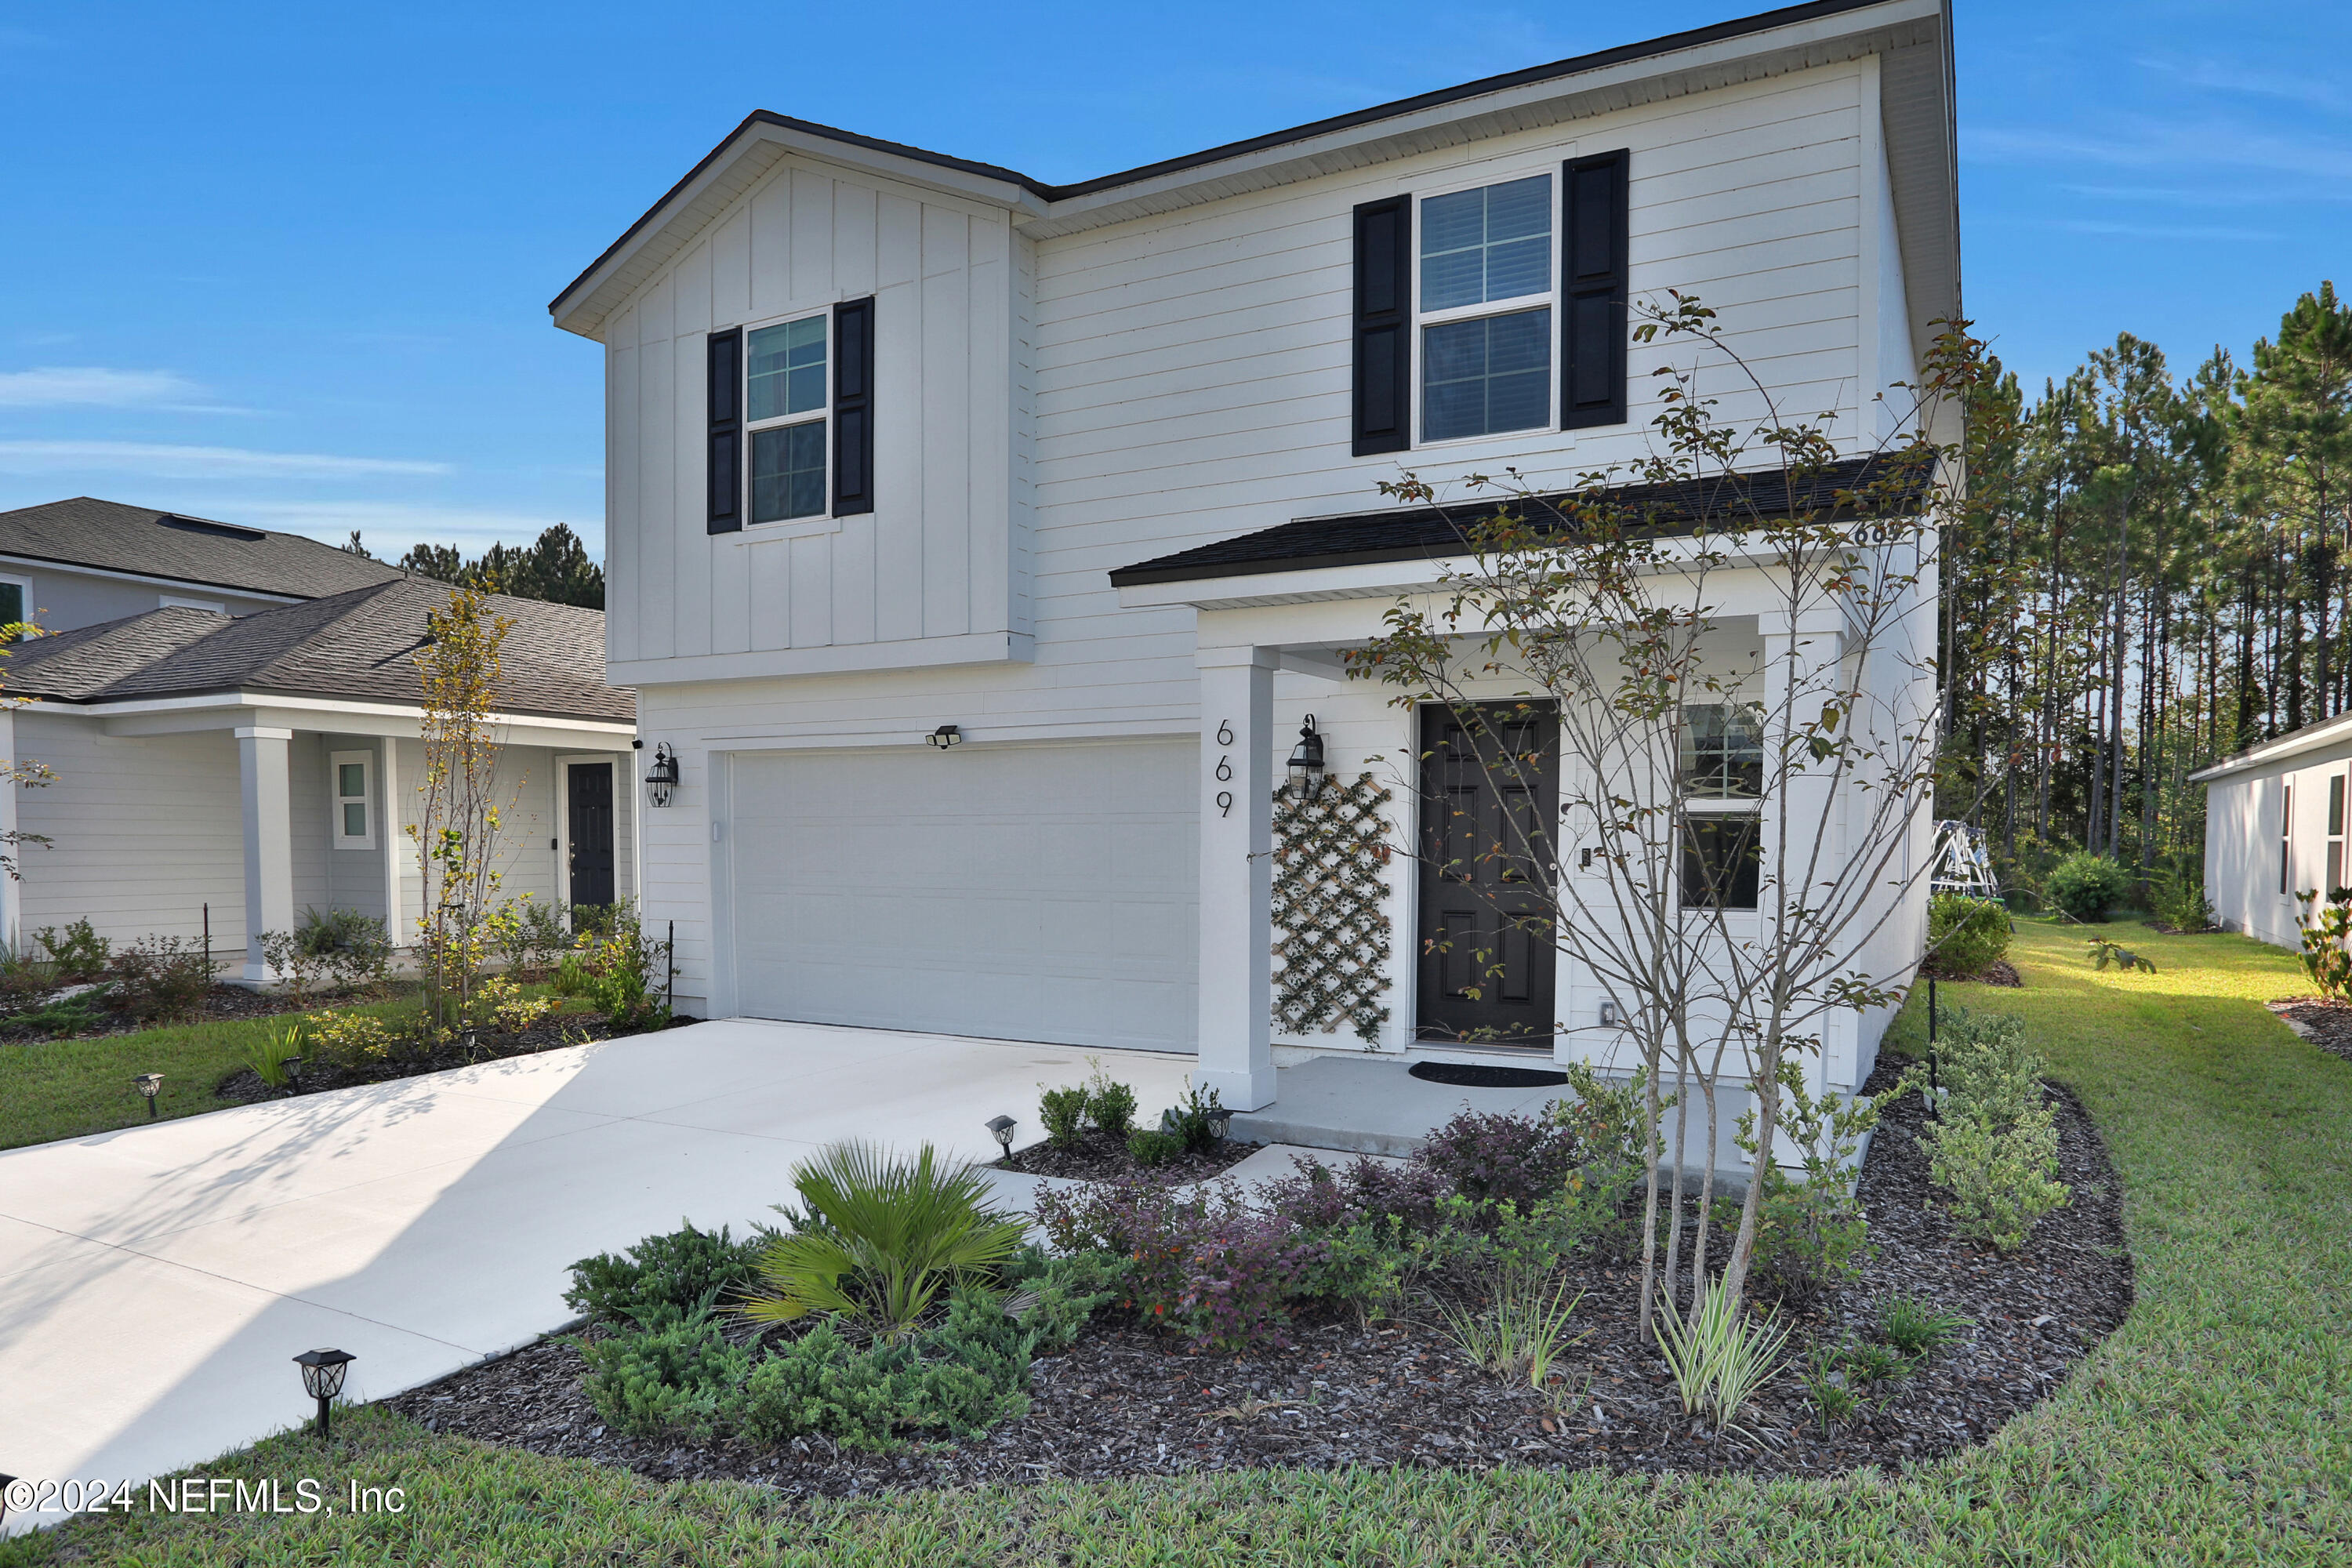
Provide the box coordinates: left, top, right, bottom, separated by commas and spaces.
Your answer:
1271, 771, 1395, 1045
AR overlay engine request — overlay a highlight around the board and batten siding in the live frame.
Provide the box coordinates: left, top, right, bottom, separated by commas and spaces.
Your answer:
606, 163, 1024, 677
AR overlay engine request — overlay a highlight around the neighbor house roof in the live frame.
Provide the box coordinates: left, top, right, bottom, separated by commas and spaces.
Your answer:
5, 578, 633, 724
1107, 456, 1916, 587
0, 497, 405, 602
552, 0, 1955, 343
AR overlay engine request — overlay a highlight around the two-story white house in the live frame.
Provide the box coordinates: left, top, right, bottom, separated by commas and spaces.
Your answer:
550, 0, 1958, 1110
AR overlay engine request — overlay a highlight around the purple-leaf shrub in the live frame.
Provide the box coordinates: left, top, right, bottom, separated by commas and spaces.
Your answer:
1261, 1153, 1450, 1234
1412, 1106, 1581, 1209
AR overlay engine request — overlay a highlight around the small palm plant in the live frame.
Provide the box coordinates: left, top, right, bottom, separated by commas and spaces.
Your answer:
1654, 1276, 1792, 1439
245, 1021, 306, 1090
739, 1142, 1026, 1343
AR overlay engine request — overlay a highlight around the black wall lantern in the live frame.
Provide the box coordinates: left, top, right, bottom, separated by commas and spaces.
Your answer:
1287, 715, 1327, 800
927, 724, 963, 750
644, 742, 680, 808
293, 1347, 355, 1440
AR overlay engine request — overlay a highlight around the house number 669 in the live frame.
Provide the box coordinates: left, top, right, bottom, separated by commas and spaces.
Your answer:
1212, 717, 1235, 815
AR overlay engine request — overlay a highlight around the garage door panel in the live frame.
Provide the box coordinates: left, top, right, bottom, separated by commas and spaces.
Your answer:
729, 740, 1198, 1051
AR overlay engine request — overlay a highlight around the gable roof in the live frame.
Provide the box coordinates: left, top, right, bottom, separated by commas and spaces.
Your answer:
4, 578, 633, 724
0, 497, 406, 603
553, 0, 1955, 344
1107, 456, 1914, 587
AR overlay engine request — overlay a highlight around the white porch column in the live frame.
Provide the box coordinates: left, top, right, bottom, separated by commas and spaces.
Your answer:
1194, 646, 1278, 1111
237, 726, 296, 985
381, 738, 405, 950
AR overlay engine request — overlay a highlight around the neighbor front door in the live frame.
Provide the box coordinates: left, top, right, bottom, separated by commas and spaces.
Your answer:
567, 762, 616, 909
1416, 703, 1559, 1045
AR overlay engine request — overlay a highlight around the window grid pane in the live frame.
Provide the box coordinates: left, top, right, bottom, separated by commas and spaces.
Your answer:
1422, 308, 1552, 441
746, 316, 828, 423
337, 762, 366, 800
750, 421, 828, 522
1421, 176, 1552, 312
1679, 702, 1766, 798
343, 803, 368, 840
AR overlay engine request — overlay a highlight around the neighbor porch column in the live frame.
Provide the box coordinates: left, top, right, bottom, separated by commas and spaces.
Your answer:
0, 707, 20, 953
236, 725, 296, 985
1194, 646, 1278, 1111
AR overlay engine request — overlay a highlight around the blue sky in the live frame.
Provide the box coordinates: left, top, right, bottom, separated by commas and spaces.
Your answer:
1, 1, 2341, 560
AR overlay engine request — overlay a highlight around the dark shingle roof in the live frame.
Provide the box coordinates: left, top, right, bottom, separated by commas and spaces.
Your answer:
1107, 456, 1917, 587
0, 497, 406, 601
5, 579, 632, 723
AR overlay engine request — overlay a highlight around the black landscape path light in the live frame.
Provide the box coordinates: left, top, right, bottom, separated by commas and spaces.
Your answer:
986, 1115, 1017, 1163
1205, 1105, 1236, 1142
134, 1073, 163, 1118
294, 1348, 355, 1441
1287, 715, 1326, 800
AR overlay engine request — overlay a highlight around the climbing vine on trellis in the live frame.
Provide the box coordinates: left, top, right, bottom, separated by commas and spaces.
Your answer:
1272, 771, 1394, 1045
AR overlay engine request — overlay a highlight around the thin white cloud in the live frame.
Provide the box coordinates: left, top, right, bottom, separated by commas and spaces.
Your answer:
1966, 121, 2352, 183
0, 366, 227, 410
2049, 219, 2283, 243
0, 441, 448, 479
223, 499, 603, 557
2134, 56, 2348, 114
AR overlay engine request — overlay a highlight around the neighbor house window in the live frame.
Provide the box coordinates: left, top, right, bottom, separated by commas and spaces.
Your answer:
746, 313, 828, 523
1679, 701, 1762, 912
0, 575, 28, 641
330, 750, 375, 849
1418, 174, 1552, 442
2282, 780, 2294, 896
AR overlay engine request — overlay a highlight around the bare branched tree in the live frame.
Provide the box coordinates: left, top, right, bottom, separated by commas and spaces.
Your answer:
410, 583, 517, 1032
1349, 294, 2002, 1333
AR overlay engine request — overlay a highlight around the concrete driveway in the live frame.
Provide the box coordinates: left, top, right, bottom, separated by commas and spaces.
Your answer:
0, 1019, 1197, 1534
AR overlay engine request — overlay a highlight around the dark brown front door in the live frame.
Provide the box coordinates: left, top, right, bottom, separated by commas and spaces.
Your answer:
1417, 703, 1559, 1045
567, 762, 616, 910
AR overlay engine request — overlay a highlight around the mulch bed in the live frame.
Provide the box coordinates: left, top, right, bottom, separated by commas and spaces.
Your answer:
998, 1129, 1261, 1185
214, 1013, 670, 1104
387, 1050, 2131, 1493
2270, 996, 2352, 1066
0, 982, 316, 1046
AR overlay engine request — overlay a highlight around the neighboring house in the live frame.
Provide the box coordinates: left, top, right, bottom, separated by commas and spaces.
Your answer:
0, 496, 404, 632
550, 0, 1958, 1109
2, 579, 638, 982
2194, 715, 2352, 948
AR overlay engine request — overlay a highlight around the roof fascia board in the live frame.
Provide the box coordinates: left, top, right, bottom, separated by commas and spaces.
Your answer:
2187, 714, 2352, 784
0, 551, 307, 604
53, 688, 631, 736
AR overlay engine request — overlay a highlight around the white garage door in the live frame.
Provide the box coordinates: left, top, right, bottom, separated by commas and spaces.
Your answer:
726, 738, 1198, 1051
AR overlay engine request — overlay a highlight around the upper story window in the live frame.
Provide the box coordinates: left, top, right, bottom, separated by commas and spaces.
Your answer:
0, 575, 27, 641
746, 314, 828, 524
1419, 175, 1552, 443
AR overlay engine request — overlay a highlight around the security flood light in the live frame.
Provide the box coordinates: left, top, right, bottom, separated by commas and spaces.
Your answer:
928, 724, 964, 750
293, 1348, 355, 1440
1286, 715, 1326, 799
644, 742, 680, 807
986, 1114, 1017, 1162
134, 1073, 163, 1116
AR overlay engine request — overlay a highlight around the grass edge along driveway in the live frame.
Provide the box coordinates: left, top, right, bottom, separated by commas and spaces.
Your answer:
5, 918, 2348, 1566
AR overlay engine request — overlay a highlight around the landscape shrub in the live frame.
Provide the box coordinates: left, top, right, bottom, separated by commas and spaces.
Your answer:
0, 946, 61, 1007
1126, 1128, 1181, 1167
4, 989, 110, 1037
1291, 1215, 1413, 1323
559, 906, 670, 1029
2151, 867, 2216, 933
467, 975, 555, 1034
244, 1021, 305, 1088
1259, 1152, 1450, 1236
1038, 1085, 1089, 1150
106, 935, 212, 1022
742, 1142, 1026, 1341
34, 918, 111, 982
493, 895, 572, 977
302, 1010, 405, 1070
1924, 892, 2011, 978
1158, 1080, 1227, 1152
1414, 1105, 1581, 1209
1907, 1007, 2070, 1251
565, 1219, 764, 1327
735, 1290, 1033, 1450
2296, 891, 2352, 997
578, 1312, 750, 1440
1878, 1294, 1971, 1359
1653, 1275, 1791, 1436
1730, 1062, 1878, 1308
1084, 1065, 1138, 1140
2045, 851, 2130, 922
257, 931, 331, 1004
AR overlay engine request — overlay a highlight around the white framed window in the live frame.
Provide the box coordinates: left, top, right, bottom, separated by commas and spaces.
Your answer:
2330, 775, 2346, 898
0, 573, 30, 641
330, 749, 376, 849
160, 593, 227, 613
744, 311, 829, 524
1416, 171, 1555, 444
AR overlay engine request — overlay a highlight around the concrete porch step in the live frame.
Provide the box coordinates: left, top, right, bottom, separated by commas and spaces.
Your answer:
1226, 1054, 1575, 1158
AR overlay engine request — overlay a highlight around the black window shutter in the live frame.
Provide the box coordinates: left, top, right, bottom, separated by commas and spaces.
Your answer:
706, 328, 742, 534
1351, 194, 1412, 456
1561, 149, 1630, 430
833, 296, 876, 516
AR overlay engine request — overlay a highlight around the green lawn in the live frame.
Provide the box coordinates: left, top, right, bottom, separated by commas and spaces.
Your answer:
8, 919, 2350, 1565
0, 989, 584, 1153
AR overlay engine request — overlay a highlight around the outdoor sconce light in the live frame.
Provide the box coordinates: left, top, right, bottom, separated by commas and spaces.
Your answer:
1205, 1105, 1236, 1142
134, 1073, 163, 1117
644, 742, 680, 808
293, 1347, 355, 1441
928, 724, 963, 750
986, 1114, 1017, 1163
1286, 714, 1327, 800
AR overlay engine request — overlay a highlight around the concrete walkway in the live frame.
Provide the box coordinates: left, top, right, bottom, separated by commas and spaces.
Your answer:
0, 1019, 1196, 1534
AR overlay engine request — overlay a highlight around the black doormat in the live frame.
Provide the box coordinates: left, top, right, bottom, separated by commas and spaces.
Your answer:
1407, 1061, 1570, 1089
